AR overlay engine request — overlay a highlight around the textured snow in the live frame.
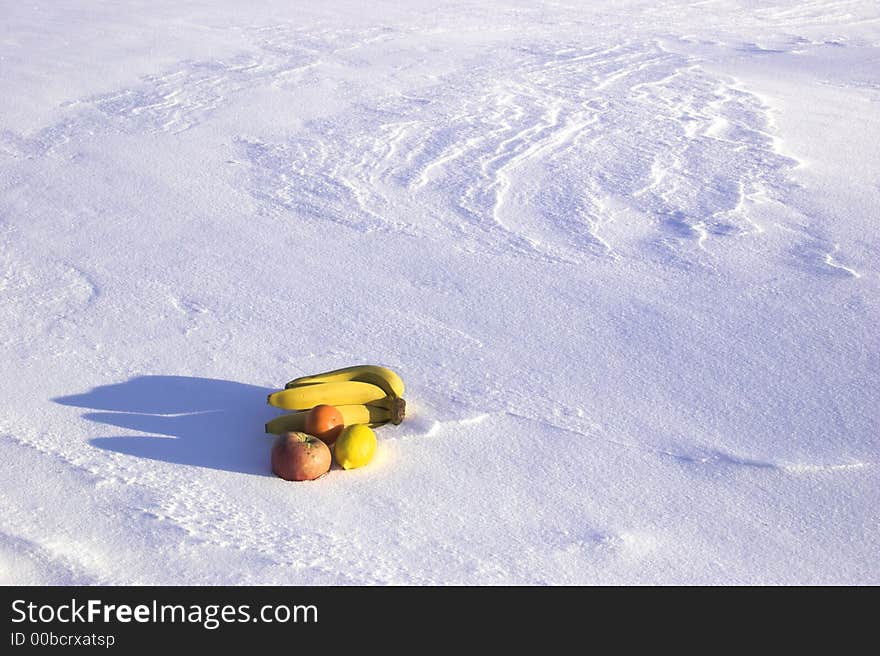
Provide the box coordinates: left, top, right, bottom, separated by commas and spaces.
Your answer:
1, 1, 878, 584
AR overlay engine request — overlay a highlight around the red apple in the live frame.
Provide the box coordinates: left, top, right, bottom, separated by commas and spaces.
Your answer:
271, 431, 331, 481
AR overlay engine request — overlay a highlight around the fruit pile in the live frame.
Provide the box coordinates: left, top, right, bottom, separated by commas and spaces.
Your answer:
265, 364, 406, 481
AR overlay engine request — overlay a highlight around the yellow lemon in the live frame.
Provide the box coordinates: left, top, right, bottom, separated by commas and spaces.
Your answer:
334, 424, 377, 470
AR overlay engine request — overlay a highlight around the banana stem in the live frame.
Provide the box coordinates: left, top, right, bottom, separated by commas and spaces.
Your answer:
388, 397, 406, 425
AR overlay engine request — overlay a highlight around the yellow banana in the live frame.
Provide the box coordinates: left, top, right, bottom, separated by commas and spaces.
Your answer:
285, 364, 405, 399
356, 394, 405, 414
267, 380, 387, 410
265, 404, 391, 434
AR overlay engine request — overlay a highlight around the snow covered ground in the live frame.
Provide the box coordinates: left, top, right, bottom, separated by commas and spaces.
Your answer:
1, 1, 878, 584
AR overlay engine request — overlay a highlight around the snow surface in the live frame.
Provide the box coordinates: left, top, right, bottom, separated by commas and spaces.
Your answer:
1, 1, 878, 585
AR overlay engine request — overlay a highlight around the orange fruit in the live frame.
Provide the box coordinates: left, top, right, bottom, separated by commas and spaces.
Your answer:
304, 404, 345, 444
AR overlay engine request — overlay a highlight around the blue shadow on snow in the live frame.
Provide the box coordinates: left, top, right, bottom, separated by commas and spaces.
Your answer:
54, 376, 276, 476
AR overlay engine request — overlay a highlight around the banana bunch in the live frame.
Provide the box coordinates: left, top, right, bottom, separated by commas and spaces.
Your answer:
265, 364, 406, 434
